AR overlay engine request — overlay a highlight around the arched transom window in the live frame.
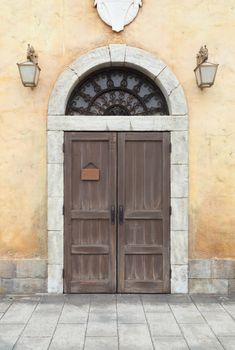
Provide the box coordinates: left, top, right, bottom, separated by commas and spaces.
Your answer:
66, 68, 169, 116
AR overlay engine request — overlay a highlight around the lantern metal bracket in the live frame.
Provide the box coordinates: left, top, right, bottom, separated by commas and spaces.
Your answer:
196, 45, 208, 66
27, 44, 38, 65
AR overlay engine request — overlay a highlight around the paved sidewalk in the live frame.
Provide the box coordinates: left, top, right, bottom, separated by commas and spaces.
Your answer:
0, 294, 235, 349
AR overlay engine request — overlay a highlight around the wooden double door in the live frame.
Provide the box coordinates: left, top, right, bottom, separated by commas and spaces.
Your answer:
64, 132, 170, 293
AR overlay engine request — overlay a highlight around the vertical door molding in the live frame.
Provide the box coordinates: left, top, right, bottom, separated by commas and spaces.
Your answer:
64, 132, 117, 293
118, 132, 170, 293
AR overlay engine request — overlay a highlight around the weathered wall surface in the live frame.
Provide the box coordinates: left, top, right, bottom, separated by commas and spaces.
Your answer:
0, 0, 235, 262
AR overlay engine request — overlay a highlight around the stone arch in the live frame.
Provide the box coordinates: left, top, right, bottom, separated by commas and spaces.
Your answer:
48, 45, 188, 116
47, 45, 189, 294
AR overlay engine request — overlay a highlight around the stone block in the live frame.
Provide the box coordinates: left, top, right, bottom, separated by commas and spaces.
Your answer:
171, 265, 188, 293
228, 279, 235, 295
156, 67, 180, 96
105, 116, 132, 130
171, 231, 188, 265
48, 163, 63, 197
125, 46, 166, 80
189, 259, 211, 278
48, 265, 63, 293
47, 131, 64, 163
171, 164, 188, 198
109, 44, 126, 66
16, 260, 47, 279
0, 278, 13, 294
48, 68, 78, 115
171, 131, 188, 164
48, 197, 63, 231
189, 279, 228, 294
168, 85, 188, 115
69, 46, 111, 78
13, 279, 47, 294
48, 115, 107, 131
48, 231, 63, 265
171, 198, 188, 231
48, 115, 189, 132
212, 260, 235, 279
129, 116, 188, 131
0, 261, 16, 278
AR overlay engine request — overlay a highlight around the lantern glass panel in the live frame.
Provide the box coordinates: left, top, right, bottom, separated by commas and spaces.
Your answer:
200, 63, 218, 85
194, 66, 202, 86
17, 61, 40, 87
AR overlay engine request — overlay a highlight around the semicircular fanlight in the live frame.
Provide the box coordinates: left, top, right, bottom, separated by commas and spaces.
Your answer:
66, 68, 169, 116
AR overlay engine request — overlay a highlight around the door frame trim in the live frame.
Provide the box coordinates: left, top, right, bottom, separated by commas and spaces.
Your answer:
47, 45, 188, 294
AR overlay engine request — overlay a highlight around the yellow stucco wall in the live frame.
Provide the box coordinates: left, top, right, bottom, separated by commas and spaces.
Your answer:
0, 0, 235, 259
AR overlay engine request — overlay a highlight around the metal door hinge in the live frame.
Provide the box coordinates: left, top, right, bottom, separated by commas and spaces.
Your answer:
62, 268, 64, 278
62, 143, 65, 153
62, 205, 64, 215
170, 268, 172, 279
169, 206, 172, 216
169, 143, 172, 153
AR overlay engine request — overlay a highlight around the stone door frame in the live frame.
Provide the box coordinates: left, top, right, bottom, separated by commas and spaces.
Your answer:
47, 45, 189, 294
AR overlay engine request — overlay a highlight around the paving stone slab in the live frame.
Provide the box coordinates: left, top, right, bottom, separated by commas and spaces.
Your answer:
141, 294, 168, 303
119, 323, 153, 350
23, 318, 58, 338
0, 300, 37, 324
222, 302, 235, 318
86, 321, 117, 337
153, 337, 189, 350
146, 311, 176, 324
89, 312, 117, 322
195, 301, 224, 312
149, 313, 181, 337
85, 337, 118, 350
167, 294, 192, 304
90, 294, 116, 313
117, 295, 146, 323
142, 301, 170, 313
170, 303, 205, 324
59, 302, 88, 323
180, 324, 224, 349
0, 301, 11, 313
202, 311, 235, 336
219, 336, 235, 350
117, 304, 146, 323
49, 324, 86, 350
0, 324, 25, 350
65, 294, 90, 305
23, 304, 62, 337
14, 337, 51, 350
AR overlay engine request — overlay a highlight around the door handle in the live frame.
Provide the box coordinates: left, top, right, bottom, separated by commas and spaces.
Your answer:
119, 205, 124, 225
111, 206, 116, 225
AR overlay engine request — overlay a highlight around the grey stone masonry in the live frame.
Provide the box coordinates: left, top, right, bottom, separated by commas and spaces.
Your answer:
0, 259, 47, 294
189, 259, 235, 295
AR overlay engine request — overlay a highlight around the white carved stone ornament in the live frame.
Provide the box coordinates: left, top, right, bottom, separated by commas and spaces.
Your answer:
94, 0, 142, 32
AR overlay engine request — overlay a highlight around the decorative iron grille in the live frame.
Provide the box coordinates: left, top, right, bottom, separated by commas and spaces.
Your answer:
66, 68, 169, 116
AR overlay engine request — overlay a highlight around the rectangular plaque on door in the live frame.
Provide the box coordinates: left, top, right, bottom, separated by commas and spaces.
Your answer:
81, 168, 100, 181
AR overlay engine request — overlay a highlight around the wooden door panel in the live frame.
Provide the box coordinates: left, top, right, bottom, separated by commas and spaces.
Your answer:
118, 132, 170, 293
64, 132, 117, 293
64, 131, 170, 294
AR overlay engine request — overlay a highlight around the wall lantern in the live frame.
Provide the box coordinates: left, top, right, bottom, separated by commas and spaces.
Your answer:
17, 44, 41, 88
194, 46, 219, 89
